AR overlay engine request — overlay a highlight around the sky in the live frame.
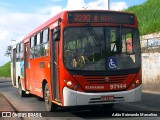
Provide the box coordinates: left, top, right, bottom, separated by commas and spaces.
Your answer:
0, 0, 147, 66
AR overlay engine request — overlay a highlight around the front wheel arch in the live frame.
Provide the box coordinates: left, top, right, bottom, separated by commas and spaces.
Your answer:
43, 83, 58, 112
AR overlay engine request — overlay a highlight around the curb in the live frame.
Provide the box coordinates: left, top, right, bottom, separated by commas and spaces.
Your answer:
142, 90, 160, 95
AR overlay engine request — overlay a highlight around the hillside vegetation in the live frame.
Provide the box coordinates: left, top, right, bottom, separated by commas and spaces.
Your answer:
125, 0, 160, 35
0, 62, 11, 78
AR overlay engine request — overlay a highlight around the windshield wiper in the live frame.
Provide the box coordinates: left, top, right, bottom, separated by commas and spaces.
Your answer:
84, 23, 102, 51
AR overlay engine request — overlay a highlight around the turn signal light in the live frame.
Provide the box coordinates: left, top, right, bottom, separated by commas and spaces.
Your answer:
136, 80, 140, 84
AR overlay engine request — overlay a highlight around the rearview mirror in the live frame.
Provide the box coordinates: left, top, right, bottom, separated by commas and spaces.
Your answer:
53, 18, 61, 41
53, 29, 60, 41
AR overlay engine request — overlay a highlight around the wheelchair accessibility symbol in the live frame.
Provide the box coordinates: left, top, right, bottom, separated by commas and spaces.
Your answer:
107, 58, 117, 69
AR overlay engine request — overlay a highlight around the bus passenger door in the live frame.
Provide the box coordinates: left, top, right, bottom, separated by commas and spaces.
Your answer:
51, 29, 60, 101
24, 42, 30, 90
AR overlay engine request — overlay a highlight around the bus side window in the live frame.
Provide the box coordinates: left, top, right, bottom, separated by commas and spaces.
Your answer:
19, 42, 24, 60
30, 36, 35, 59
40, 28, 49, 57
122, 33, 133, 53
16, 43, 20, 62
110, 30, 117, 53
35, 33, 41, 58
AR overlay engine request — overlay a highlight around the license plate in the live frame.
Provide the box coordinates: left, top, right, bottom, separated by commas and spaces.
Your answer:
101, 96, 114, 101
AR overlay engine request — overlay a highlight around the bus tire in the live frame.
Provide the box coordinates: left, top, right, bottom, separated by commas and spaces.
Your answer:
44, 83, 57, 112
18, 81, 26, 97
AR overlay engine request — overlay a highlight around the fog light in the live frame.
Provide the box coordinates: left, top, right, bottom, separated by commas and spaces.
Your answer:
67, 81, 73, 87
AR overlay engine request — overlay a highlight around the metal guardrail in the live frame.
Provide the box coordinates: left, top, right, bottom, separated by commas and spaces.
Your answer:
141, 37, 160, 52
142, 45, 160, 50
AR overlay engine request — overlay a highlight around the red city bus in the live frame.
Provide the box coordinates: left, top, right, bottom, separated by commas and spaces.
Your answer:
11, 10, 142, 111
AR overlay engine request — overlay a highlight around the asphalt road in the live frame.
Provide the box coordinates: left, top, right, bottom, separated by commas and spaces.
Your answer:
0, 78, 160, 120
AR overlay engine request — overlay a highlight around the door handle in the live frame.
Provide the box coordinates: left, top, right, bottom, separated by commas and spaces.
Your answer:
54, 61, 57, 65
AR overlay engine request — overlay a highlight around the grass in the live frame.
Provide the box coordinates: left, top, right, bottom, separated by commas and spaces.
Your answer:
0, 62, 11, 78
125, 0, 160, 35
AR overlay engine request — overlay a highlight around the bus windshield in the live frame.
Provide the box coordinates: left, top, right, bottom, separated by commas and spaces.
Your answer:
63, 26, 141, 71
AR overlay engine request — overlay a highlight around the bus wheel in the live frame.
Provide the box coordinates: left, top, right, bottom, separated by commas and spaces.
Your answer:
44, 83, 57, 112
18, 81, 26, 97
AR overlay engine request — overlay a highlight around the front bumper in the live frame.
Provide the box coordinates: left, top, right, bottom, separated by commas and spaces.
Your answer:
63, 85, 142, 106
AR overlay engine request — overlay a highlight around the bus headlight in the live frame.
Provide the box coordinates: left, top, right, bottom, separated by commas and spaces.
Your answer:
131, 80, 140, 88
131, 82, 136, 87
67, 81, 73, 87
64, 80, 79, 90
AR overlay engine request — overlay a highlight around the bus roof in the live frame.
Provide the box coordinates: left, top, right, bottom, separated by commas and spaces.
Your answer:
23, 10, 135, 41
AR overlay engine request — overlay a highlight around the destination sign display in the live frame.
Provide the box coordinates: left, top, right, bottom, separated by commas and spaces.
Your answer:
68, 11, 135, 24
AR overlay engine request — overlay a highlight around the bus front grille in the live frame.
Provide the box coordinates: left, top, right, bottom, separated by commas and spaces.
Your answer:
85, 75, 127, 84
